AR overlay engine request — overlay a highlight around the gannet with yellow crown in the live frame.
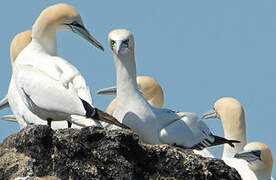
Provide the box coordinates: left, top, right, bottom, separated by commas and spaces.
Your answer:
202, 97, 274, 179
233, 142, 274, 180
9, 3, 128, 129
202, 97, 246, 159
107, 28, 239, 149
98, 75, 213, 157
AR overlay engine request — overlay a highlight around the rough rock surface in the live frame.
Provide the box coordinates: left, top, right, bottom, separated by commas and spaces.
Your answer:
0, 125, 241, 180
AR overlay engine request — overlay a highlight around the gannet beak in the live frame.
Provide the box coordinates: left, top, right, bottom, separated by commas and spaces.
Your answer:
97, 86, 117, 95
68, 23, 104, 51
201, 109, 220, 120
115, 41, 123, 54
234, 150, 261, 162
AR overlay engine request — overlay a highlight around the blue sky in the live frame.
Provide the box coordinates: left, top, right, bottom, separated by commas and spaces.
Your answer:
0, 1, 275, 176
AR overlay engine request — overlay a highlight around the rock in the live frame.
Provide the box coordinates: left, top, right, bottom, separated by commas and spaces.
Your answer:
0, 125, 241, 180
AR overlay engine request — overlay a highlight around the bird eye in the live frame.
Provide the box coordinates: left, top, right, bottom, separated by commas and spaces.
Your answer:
111, 40, 116, 46
122, 39, 129, 45
122, 39, 129, 48
252, 150, 261, 158
70, 21, 84, 28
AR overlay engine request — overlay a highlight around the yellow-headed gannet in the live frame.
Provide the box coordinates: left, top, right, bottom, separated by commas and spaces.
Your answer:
202, 97, 246, 159
233, 142, 274, 180
202, 98, 274, 179
98, 75, 213, 157
107, 29, 238, 149
9, 4, 128, 129
1, 30, 46, 128
97, 76, 164, 115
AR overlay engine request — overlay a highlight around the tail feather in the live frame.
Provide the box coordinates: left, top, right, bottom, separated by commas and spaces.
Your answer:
80, 98, 130, 129
93, 109, 130, 129
213, 135, 240, 147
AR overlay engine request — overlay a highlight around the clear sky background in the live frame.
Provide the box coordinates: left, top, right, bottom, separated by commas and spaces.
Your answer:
0, 1, 275, 176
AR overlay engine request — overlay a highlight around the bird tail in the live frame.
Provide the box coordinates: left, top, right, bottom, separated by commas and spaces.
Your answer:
80, 99, 130, 129
212, 135, 240, 147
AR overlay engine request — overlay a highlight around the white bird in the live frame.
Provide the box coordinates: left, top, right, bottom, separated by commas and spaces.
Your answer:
202, 97, 274, 179
233, 142, 274, 180
9, 3, 128, 129
98, 76, 214, 157
107, 28, 239, 149
0, 30, 34, 114
0, 30, 80, 129
1, 30, 46, 128
202, 97, 246, 159
97, 76, 164, 115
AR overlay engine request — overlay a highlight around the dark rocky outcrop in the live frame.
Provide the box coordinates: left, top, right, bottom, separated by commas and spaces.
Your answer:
0, 125, 241, 180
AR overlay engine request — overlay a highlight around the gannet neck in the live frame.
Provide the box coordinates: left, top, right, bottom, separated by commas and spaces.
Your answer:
222, 111, 247, 159
253, 170, 271, 180
113, 51, 138, 98
32, 27, 58, 56
31, 3, 79, 56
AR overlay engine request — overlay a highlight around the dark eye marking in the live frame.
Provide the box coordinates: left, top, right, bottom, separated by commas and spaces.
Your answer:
64, 21, 84, 33
122, 39, 129, 48
252, 150, 261, 158
122, 39, 129, 45
111, 40, 116, 46
70, 21, 84, 28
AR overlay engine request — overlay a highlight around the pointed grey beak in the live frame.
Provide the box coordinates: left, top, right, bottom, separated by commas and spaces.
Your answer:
97, 86, 117, 95
68, 23, 104, 51
234, 150, 261, 162
201, 109, 220, 120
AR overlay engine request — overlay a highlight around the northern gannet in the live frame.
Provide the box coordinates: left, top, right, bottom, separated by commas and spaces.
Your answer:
97, 76, 164, 115
202, 98, 274, 179
233, 142, 273, 180
202, 97, 246, 159
98, 75, 213, 157
9, 4, 128, 129
0, 30, 79, 129
107, 29, 238, 149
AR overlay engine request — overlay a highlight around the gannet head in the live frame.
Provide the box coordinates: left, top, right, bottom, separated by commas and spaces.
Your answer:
10, 30, 32, 67
32, 3, 104, 51
202, 97, 247, 158
137, 76, 164, 108
202, 97, 246, 137
234, 142, 273, 176
202, 97, 244, 122
108, 29, 134, 55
